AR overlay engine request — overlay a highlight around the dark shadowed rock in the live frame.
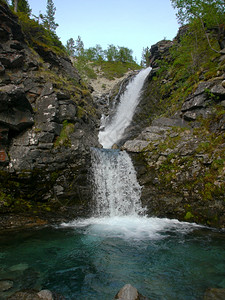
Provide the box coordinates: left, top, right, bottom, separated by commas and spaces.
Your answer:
0, 2, 100, 227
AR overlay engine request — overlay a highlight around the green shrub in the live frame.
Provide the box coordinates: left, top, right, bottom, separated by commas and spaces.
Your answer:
17, 12, 66, 56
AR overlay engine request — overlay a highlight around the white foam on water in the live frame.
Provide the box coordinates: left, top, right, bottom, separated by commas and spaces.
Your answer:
61, 216, 201, 241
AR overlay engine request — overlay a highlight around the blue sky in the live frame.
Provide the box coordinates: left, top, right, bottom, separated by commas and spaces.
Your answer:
27, 0, 179, 63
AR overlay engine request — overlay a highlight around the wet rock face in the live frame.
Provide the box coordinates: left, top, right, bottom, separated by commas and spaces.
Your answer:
0, 3, 100, 222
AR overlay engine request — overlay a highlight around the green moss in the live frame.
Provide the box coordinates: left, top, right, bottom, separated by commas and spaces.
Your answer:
184, 211, 194, 220
54, 120, 74, 148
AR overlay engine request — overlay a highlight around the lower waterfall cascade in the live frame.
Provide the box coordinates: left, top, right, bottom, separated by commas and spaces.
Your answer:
90, 148, 145, 217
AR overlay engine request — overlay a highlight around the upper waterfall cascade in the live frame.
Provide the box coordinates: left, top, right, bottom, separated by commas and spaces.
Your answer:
98, 67, 151, 148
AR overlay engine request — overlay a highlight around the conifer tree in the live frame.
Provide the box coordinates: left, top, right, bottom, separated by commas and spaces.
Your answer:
12, 0, 31, 15
75, 36, 84, 56
40, 0, 58, 33
66, 38, 76, 56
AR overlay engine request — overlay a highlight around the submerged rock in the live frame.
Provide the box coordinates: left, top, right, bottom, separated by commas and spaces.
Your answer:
0, 280, 13, 292
37, 289, 53, 300
7, 290, 41, 300
204, 288, 225, 300
114, 284, 149, 300
7, 289, 65, 300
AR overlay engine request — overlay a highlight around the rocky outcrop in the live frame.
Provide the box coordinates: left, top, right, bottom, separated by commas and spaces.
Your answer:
122, 113, 224, 227
0, 2, 100, 226
121, 34, 225, 228
149, 40, 173, 69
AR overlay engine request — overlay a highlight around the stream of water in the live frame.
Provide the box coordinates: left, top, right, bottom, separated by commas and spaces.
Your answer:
0, 68, 224, 300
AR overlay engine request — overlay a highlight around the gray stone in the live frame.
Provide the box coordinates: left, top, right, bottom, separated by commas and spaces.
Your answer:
57, 91, 71, 100
38, 289, 53, 300
37, 143, 53, 150
37, 132, 55, 143
122, 140, 150, 152
0, 53, 24, 68
59, 101, 76, 122
40, 82, 54, 97
193, 81, 213, 96
210, 83, 225, 96
114, 284, 149, 300
7, 291, 41, 300
0, 280, 13, 291
183, 111, 197, 121
139, 131, 161, 141
204, 288, 225, 300
36, 94, 58, 123
181, 94, 207, 112
152, 117, 187, 128
41, 122, 62, 135
142, 125, 170, 134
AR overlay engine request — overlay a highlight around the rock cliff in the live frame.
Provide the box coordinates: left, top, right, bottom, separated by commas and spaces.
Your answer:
0, 2, 100, 228
122, 32, 225, 228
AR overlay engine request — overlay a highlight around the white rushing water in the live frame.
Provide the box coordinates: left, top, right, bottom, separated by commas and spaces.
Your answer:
99, 67, 151, 148
90, 147, 145, 217
62, 67, 200, 239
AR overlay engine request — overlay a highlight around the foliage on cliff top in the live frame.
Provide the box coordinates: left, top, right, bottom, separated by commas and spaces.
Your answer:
143, 1, 225, 118
67, 36, 141, 81
74, 58, 141, 82
17, 12, 66, 56
149, 24, 223, 117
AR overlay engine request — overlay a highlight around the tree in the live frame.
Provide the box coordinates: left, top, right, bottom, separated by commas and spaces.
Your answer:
105, 44, 118, 61
171, 0, 225, 52
40, 0, 58, 33
171, 0, 225, 25
12, 0, 31, 15
141, 47, 151, 67
117, 46, 134, 63
74, 35, 84, 56
95, 44, 104, 61
66, 38, 76, 56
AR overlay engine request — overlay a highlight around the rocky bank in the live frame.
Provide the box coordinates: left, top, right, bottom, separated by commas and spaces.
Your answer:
0, 2, 100, 228
122, 36, 225, 228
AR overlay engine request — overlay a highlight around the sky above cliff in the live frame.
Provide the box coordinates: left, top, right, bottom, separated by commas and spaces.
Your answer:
28, 0, 179, 63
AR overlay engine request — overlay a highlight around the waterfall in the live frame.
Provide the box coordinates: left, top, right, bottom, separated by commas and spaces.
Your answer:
91, 68, 150, 217
99, 67, 151, 149
91, 148, 145, 217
